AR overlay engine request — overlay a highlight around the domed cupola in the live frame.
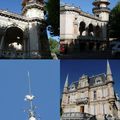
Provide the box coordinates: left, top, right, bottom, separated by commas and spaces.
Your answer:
22, 0, 44, 19
92, 0, 110, 21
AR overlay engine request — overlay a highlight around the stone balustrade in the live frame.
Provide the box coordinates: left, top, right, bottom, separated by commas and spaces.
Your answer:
61, 112, 96, 120
76, 97, 89, 104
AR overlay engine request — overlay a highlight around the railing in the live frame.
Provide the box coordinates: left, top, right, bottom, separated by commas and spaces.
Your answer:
76, 97, 89, 104
93, 7, 110, 11
25, 1, 44, 8
61, 112, 96, 120
0, 50, 25, 58
0, 50, 51, 59
77, 36, 102, 41
94, 0, 110, 2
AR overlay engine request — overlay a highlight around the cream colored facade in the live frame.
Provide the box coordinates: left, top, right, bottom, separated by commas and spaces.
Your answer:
61, 61, 120, 120
60, 0, 110, 53
0, 0, 51, 59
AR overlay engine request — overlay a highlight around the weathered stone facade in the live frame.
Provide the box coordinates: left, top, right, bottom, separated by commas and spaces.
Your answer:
60, 0, 110, 54
0, 0, 51, 59
61, 61, 120, 120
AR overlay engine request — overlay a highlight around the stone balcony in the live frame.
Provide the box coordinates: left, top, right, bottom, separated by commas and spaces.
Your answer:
93, 7, 110, 13
76, 97, 89, 104
0, 50, 25, 59
77, 36, 102, 41
93, 0, 110, 5
61, 112, 96, 120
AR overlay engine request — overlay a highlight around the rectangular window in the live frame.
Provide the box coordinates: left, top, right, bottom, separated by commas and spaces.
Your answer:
94, 91, 97, 100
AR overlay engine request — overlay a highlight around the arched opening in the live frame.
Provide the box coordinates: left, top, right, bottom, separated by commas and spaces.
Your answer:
2, 27, 24, 57
79, 21, 86, 36
88, 24, 94, 36
95, 25, 101, 38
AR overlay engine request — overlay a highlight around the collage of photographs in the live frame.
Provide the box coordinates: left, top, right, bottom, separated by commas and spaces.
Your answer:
0, 0, 120, 120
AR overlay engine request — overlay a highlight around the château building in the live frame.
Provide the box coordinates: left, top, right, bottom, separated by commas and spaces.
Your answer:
60, 0, 110, 54
0, 0, 51, 59
61, 61, 120, 120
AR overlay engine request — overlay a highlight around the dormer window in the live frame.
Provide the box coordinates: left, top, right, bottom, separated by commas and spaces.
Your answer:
69, 84, 76, 91
95, 77, 102, 85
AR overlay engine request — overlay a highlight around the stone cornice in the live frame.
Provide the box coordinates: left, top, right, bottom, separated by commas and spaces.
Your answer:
0, 9, 45, 23
60, 5, 108, 22
0, 9, 27, 22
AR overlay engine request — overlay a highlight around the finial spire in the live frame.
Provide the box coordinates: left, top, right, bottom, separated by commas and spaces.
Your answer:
24, 72, 37, 120
107, 60, 112, 75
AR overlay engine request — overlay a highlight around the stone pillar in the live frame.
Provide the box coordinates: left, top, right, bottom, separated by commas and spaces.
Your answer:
28, 21, 40, 58
0, 35, 4, 56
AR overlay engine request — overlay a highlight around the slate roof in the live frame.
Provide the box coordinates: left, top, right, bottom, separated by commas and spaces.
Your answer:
69, 73, 106, 90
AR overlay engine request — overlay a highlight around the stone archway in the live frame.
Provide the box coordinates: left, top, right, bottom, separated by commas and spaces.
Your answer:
79, 21, 86, 36
88, 23, 94, 36
1, 26, 24, 58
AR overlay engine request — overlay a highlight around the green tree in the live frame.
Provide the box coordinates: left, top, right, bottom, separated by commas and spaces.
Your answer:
46, 0, 59, 36
49, 38, 59, 54
109, 2, 120, 38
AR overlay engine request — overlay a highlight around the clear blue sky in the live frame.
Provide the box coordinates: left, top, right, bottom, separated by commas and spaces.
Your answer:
0, 60, 60, 120
60, 60, 120, 98
0, 0, 22, 13
61, 0, 120, 14
0, 0, 119, 14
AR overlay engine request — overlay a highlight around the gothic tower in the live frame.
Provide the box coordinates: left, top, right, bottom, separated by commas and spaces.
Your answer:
61, 75, 69, 111
106, 60, 117, 118
92, 0, 110, 21
63, 74, 69, 93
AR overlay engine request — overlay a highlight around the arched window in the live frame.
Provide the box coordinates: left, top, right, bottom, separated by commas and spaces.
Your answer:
88, 23, 94, 36
79, 21, 86, 36
93, 91, 97, 100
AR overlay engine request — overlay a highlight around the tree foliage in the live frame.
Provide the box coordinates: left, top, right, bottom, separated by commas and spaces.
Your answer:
46, 0, 59, 36
109, 2, 120, 38
49, 38, 59, 54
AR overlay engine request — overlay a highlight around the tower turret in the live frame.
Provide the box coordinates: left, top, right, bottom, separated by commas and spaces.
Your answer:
62, 74, 69, 110
63, 74, 69, 93
92, 0, 110, 21
106, 60, 113, 82
106, 61, 115, 104
22, 0, 44, 19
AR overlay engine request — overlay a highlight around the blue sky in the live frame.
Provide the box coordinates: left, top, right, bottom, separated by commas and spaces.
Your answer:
0, 0, 119, 14
61, 0, 119, 14
0, 60, 60, 120
60, 60, 120, 98
0, 0, 22, 13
